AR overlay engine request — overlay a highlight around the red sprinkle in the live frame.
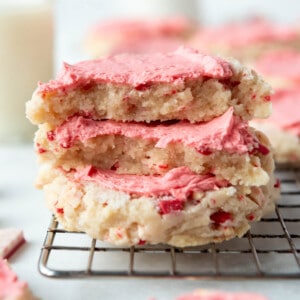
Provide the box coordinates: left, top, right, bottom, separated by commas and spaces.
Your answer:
210, 211, 232, 224
247, 214, 255, 221
238, 195, 245, 201
37, 147, 47, 154
211, 199, 216, 205
251, 94, 257, 99
56, 208, 64, 214
116, 228, 123, 238
274, 178, 281, 188
135, 83, 151, 91
81, 82, 94, 91
159, 199, 183, 215
138, 239, 146, 245
198, 148, 213, 155
60, 140, 71, 149
158, 164, 169, 169
257, 143, 270, 155
36, 143, 47, 154
110, 162, 120, 170
87, 166, 98, 176
264, 95, 271, 101
47, 130, 56, 141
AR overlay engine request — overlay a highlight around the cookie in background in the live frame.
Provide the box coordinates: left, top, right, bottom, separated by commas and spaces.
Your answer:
83, 16, 197, 58
251, 50, 300, 164
189, 18, 300, 63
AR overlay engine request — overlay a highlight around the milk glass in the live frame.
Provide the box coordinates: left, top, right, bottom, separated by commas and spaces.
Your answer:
0, 0, 53, 143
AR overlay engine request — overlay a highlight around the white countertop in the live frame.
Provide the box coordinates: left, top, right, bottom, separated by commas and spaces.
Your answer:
1, 144, 299, 300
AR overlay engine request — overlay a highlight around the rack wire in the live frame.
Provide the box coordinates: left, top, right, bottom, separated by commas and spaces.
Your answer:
38, 168, 300, 279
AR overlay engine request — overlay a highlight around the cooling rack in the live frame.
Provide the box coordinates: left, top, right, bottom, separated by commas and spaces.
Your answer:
38, 168, 300, 279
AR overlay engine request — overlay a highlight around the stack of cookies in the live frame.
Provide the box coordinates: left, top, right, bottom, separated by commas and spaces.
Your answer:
26, 47, 278, 247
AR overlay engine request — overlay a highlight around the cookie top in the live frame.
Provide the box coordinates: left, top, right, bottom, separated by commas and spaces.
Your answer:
37, 47, 232, 94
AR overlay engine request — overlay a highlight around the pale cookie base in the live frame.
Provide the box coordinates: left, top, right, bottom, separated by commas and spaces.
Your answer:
26, 58, 271, 126
41, 169, 277, 247
35, 126, 274, 186
251, 121, 300, 164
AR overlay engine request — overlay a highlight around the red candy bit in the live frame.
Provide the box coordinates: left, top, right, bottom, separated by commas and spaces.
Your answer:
274, 178, 281, 188
257, 143, 270, 155
37, 147, 47, 154
116, 228, 123, 238
60, 140, 71, 149
158, 164, 169, 169
210, 210, 232, 224
138, 239, 146, 245
264, 95, 271, 101
135, 83, 152, 91
36, 143, 47, 154
56, 208, 64, 214
87, 166, 98, 176
110, 161, 120, 170
247, 214, 255, 221
47, 130, 56, 141
81, 82, 94, 91
238, 195, 245, 201
159, 199, 183, 215
211, 198, 216, 205
198, 148, 213, 155
251, 94, 257, 99
250, 143, 270, 156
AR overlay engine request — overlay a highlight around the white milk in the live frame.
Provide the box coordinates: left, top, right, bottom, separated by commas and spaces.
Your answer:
0, 1, 53, 143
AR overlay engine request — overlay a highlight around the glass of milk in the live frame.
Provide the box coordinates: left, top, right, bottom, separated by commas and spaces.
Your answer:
0, 0, 53, 143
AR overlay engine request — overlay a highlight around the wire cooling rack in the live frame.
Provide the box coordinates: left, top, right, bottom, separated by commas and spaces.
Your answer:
38, 168, 300, 279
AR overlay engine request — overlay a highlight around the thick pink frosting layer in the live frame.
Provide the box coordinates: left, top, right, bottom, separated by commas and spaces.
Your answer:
254, 50, 300, 83
37, 47, 232, 94
268, 89, 300, 136
55, 108, 256, 154
75, 166, 228, 200
0, 259, 27, 298
196, 19, 298, 48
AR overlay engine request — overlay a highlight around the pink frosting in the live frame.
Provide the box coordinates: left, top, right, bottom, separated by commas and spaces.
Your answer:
268, 89, 300, 136
55, 108, 256, 154
37, 47, 232, 94
0, 259, 28, 298
109, 36, 185, 55
176, 290, 268, 300
195, 19, 298, 48
89, 17, 193, 38
254, 50, 300, 83
74, 166, 228, 200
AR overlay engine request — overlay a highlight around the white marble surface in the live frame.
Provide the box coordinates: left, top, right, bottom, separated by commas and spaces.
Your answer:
0, 145, 299, 300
